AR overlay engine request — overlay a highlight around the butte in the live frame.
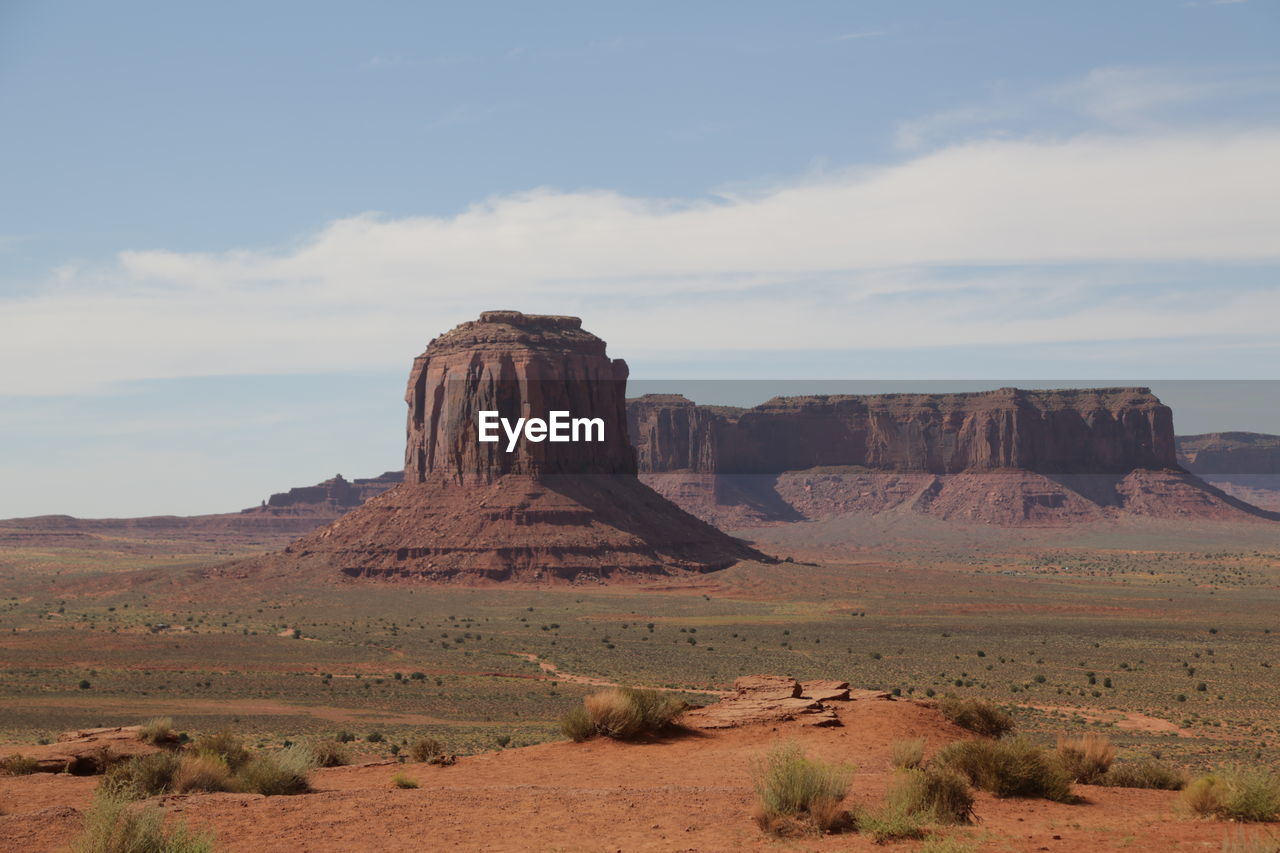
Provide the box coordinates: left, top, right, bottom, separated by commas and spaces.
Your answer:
275, 311, 765, 582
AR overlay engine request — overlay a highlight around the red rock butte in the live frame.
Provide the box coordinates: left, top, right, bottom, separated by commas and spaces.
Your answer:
277, 311, 766, 582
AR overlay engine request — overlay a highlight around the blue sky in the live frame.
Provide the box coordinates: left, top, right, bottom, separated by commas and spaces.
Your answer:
2, 1, 1278, 517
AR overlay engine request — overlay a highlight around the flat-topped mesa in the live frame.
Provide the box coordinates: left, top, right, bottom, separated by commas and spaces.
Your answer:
405, 310, 634, 484
261, 311, 765, 582
629, 386, 1177, 475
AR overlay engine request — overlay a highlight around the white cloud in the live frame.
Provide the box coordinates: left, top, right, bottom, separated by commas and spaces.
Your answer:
2, 129, 1278, 395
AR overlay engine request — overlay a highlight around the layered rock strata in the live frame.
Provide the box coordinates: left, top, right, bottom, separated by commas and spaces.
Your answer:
278, 311, 764, 581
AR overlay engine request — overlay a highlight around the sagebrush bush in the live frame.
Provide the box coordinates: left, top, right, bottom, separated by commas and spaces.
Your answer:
190, 731, 249, 771
854, 804, 927, 843
0, 753, 39, 775
564, 687, 685, 741
1103, 759, 1186, 790
560, 706, 594, 742
137, 717, 178, 746
936, 737, 1073, 802
303, 739, 350, 768
938, 697, 1015, 738
71, 791, 213, 853
172, 753, 233, 794
235, 746, 313, 796
1184, 767, 1280, 822
392, 773, 419, 789
883, 767, 975, 825
101, 752, 182, 800
1055, 733, 1115, 784
408, 737, 443, 763
890, 738, 926, 770
751, 742, 854, 836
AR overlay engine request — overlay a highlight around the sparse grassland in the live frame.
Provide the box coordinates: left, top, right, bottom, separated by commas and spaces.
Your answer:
1, 517, 1278, 773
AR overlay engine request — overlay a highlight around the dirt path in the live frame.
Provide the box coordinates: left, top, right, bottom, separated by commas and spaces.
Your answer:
508, 653, 730, 696
1025, 703, 1193, 737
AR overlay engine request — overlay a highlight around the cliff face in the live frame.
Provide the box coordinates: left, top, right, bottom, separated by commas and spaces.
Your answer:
405, 311, 634, 483
1177, 432, 1280, 474
274, 311, 764, 581
628, 389, 1271, 526
629, 388, 1177, 476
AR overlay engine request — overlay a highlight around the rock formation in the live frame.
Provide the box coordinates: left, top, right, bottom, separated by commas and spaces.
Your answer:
1176, 432, 1280, 510
628, 390, 1274, 526
276, 311, 765, 581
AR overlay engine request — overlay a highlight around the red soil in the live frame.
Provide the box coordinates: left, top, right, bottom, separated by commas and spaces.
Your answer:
0, 696, 1245, 852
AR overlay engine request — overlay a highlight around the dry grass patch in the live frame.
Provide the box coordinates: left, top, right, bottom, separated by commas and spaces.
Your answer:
101, 752, 182, 800
890, 738, 926, 770
72, 791, 213, 853
1183, 767, 1280, 823
190, 731, 249, 771
0, 753, 39, 775
751, 742, 854, 836
236, 745, 313, 796
1103, 759, 1186, 790
1055, 733, 1115, 784
884, 766, 975, 825
937, 737, 1073, 802
172, 753, 234, 794
137, 717, 178, 746
938, 697, 1015, 738
562, 687, 685, 742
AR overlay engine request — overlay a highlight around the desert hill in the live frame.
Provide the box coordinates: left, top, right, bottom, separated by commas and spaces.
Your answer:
0, 681, 1250, 852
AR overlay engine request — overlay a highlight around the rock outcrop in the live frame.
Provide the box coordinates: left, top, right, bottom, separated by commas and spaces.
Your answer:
628, 390, 1274, 526
1172, 433, 1280, 511
243, 472, 403, 516
683, 675, 886, 729
0, 726, 172, 775
274, 312, 765, 582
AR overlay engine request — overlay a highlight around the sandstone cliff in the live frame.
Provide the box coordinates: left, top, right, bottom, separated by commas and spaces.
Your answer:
1176, 432, 1280, 511
628, 390, 1272, 526
272, 311, 765, 581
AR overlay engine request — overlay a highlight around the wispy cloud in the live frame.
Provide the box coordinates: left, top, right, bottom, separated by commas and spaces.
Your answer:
2, 125, 1277, 395
896, 65, 1280, 149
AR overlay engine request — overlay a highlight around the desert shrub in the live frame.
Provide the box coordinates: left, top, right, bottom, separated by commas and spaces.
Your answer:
560, 706, 594, 742
408, 737, 444, 763
72, 791, 213, 853
883, 767, 975, 825
235, 746, 312, 796
563, 687, 685, 741
1103, 759, 1186, 790
890, 738, 926, 770
190, 731, 249, 771
0, 753, 40, 775
302, 739, 350, 768
392, 772, 419, 789
1184, 767, 1280, 822
938, 697, 1015, 738
137, 717, 177, 746
172, 753, 233, 794
577, 687, 684, 740
751, 742, 854, 836
100, 752, 182, 800
1055, 733, 1115, 784
937, 737, 1073, 802
854, 804, 927, 843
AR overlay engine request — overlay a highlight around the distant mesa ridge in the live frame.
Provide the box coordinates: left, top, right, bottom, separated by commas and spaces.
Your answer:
627, 391, 1276, 527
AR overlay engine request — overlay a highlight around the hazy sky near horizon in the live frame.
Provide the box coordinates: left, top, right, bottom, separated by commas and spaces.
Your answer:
2, 1, 1279, 517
